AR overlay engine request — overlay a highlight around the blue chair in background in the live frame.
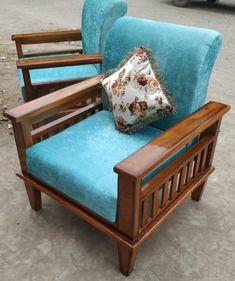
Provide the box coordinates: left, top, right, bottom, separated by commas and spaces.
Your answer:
5, 16, 230, 275
11, 0, 127, 101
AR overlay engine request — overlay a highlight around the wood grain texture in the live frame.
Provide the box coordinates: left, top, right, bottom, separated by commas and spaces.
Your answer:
114, 102, 230, 180
16, 53, 103, 70
4, 76, 101, 123
12, 29, 82, 44
5, 73, 230, 275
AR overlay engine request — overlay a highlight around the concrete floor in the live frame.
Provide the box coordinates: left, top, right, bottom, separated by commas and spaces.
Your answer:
0, 1, 235, 280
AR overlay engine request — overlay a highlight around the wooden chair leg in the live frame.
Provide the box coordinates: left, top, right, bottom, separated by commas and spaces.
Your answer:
25, 183, 42, 210
117, 242, 137, 276
191, 181, 207, 201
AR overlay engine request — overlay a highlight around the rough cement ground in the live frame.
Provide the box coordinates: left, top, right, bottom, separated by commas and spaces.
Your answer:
0, 1, 234, 280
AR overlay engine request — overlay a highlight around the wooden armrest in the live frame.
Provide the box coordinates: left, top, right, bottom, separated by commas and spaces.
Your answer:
11, 29, 82, 44
16, 53, 103, 70
4, 76, 101, 123
114, 102, 230, 180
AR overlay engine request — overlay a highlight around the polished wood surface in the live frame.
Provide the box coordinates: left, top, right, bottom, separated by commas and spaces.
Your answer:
114, 102, 230, 180
4, 77, 230, 275
11, 28, 101, 101
12, 29, 82, 45
4, 76, 101, 123
17, 53, 103, 69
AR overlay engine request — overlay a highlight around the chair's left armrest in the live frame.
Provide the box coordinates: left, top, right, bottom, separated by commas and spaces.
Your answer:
4, 76, 101, 124
115, 102, 230, 180
16, 53, 103, 70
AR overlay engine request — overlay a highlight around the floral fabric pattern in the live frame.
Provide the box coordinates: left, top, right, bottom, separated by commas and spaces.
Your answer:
102, 47, 175, 133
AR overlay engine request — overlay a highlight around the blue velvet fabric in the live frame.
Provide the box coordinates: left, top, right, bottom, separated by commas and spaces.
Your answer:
102, 17, 222, 130
26, 110, 185, 222
18, 62, 99, 101
82, 0, 127, 54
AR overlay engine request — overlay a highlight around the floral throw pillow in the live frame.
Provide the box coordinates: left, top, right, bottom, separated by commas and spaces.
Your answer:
102, 47, 175, 133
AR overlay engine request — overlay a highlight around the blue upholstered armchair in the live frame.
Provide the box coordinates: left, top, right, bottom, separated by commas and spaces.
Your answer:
11, 0, 127, 102
5, 17, 230, 275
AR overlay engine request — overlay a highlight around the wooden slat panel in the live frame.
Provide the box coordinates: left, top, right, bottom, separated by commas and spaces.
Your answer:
31, 100, 102, 140
141, 135, 215, 200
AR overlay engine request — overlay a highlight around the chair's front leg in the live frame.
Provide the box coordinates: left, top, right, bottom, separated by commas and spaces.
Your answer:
116, 174, 141, 275
191, 181, 207, 201
117, 242, 137, 276
25, 183, 42, 210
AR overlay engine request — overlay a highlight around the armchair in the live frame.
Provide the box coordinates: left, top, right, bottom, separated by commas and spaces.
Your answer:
5, 17, 230, 276
12, 0, 127, 102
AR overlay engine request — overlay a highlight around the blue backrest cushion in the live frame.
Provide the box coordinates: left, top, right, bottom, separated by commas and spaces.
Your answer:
102, 17, 222, 130
81, 0, 127, 54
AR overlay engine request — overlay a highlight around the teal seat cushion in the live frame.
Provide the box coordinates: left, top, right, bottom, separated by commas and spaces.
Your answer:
18, 62, 100, 101
26, 110, 186, 223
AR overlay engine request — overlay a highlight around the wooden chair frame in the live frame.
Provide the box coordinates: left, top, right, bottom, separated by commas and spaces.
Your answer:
4, 76, 230, 276
12, 30, 103, 101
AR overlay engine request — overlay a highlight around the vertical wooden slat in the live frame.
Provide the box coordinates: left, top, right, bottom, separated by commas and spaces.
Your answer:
194, 152, 202, 177
161, 183, 168, 208
200, 146, 208, 171
16, 42, 24, 58
142, 199, 150, 228
178, 165, 187, 191
22, 69, 33, 101
151, 190, 158, 217
169, 175, 177, 200
186, 160, 193, 184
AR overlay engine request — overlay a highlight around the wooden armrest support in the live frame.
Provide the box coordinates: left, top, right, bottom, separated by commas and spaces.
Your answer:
11, 29, 82, 44
16, 53, 103, 70
4, 76, 101, 123
114, 102, 230, 180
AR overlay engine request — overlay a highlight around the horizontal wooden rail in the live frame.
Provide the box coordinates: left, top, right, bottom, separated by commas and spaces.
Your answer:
32, 100, 102, 140
12, 29, 82, 44
17, 172, 133, 248
16, 53, 103, 70
4, 76, 101, 123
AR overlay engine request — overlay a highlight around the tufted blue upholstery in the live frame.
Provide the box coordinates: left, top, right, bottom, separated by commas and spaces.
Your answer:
102, 17, 222, 130
19, 0, 127, 101
26, 110, 186, 222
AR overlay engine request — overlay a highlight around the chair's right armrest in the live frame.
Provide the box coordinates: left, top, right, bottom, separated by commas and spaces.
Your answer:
12, 29, 82, 58
16, 53, 103, 70
11, 29, 82, 44
115, 101, 230, 180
